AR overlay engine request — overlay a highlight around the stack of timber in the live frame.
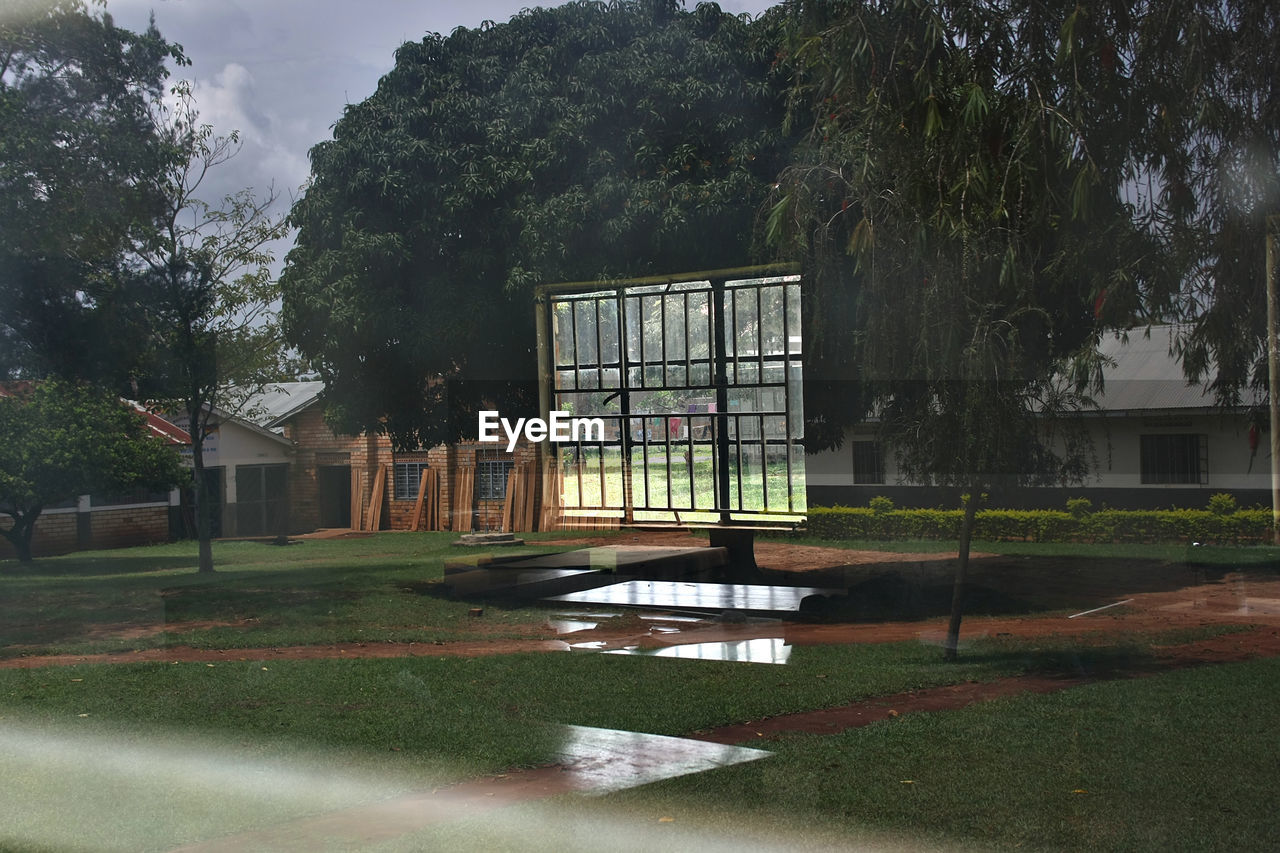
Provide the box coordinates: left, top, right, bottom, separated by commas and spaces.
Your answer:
350, 469, 363, 531
555, 512, 621, 531
538, 465, 620, 531
411, 468, 441, 531
452, 468, 475, 533
539, 466, 562, 531
364, 465, 388, 531
501, 462, 538, 532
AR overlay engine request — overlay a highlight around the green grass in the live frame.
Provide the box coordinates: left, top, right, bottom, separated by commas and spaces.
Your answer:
558, 453, 806, 516
1, 639, 1271, 851
3, 531, 1278, 849
3, 531, 1275, 657
765, 531, 1280, 566
588, 655, 1280, 852
0, 533, 578, 656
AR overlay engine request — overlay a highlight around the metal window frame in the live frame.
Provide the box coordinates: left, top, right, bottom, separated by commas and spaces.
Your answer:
536, 263, 805, 527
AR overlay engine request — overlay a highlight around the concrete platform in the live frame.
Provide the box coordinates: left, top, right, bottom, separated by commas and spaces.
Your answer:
441, 546, 730, 599
502, 545, 728, 577
547, 579, 845, 616
442, 566, 609, 599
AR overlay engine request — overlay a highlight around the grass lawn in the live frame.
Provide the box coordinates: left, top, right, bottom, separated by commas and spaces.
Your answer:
764, 531, 1280, 566
2, 533, 1278, 850
1, 641, 1275, 851
586, 655, 1280, 852
0, 533, 587, 657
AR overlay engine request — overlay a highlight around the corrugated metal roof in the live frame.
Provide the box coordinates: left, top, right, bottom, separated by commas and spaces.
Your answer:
1094, 328, 1219, 412
239, 381, 326, 428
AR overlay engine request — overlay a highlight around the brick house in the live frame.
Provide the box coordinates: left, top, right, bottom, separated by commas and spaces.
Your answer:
242, 382, 539, 534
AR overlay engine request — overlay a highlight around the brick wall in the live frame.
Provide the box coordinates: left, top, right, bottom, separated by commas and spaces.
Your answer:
281, 406, 392, 533
1, 505, 170, 560
380, 440, 543, 532
277, 400, 546, 534
87, 507, 169, 550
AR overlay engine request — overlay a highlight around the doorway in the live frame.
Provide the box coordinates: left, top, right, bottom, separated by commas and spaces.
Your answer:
317, 465, 352, 528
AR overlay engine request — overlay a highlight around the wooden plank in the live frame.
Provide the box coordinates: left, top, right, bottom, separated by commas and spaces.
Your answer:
539, 466, 557, 531
426, 469, 439, 531
521, 463, 535, 532
501, 468, 517, 531
453, 468, 473, 532
412, 468, 430, 531
350, 469, 362, 531
367, 465, 387, 531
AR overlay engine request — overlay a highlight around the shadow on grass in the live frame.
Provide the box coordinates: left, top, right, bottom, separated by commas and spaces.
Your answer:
801, 574, 1035, 622
782, 551, 1250, 617
964, 643, 1155, 679
0, 554, 199, 577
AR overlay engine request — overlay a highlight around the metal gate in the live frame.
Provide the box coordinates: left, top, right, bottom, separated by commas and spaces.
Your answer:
536, 265, 805, 527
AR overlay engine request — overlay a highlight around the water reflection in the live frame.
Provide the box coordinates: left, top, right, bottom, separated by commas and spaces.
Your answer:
555, 724, 770, 795
550, 580, 840, 613
603, 638, 790, 665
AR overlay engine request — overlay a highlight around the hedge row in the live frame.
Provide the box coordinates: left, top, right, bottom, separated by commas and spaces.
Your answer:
804, 506, 1275, 545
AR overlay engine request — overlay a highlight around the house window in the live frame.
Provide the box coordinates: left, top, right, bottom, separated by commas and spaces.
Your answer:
1140, 434, 1207, 484
476, 450, 514, 501
852, 440, 884, 485
393, 462, 429, 501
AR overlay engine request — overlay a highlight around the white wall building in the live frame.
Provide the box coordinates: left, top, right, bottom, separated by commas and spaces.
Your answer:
806, 328, 1269, 510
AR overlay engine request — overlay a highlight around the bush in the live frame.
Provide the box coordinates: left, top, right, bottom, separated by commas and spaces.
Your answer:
1208, 493, 1238, 515
868, 495, 895, 513
803, 504, 1271, 545
1065, 497, 1092, 519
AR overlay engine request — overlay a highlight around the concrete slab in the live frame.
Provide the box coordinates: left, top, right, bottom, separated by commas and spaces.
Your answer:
547, 579, 844, 615
171, 725, 770, 851
601, 637, 792, 665
442, 546, 731, 599
442, 566, 606, 598
554, 724, 771, 795
501, 545, 728, 577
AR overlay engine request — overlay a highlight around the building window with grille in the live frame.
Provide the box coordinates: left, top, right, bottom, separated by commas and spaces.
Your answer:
852, 440, 884, 485
393, 462, 429, 500
476, 450, 514, 501
1140, 434, 1207, 484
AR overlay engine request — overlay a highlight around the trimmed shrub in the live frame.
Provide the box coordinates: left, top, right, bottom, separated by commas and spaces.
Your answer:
803, 504, 1272, 545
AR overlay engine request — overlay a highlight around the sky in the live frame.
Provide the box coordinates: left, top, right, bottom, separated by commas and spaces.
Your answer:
103, 0, 782, 265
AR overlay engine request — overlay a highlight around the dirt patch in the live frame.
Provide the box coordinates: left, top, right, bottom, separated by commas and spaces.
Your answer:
692, 625, 1280, 744
543, 530, 987, 573
0, 638, 572, 669
8, 531, 1280, 669
81, 619, 245, 642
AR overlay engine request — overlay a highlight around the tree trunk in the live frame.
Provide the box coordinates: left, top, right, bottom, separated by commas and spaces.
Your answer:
1, 515, 36, 564
189, 408, 215, 574
944, 488, 981, 662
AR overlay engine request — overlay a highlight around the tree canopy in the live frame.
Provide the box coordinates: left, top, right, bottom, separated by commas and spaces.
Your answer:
0, 0, 185, 383
767, 0, 1192, 657
126, 87, 291, 573
1120, 0, 1280, 403
0, 380, 186, 563
281, 0, 791, 449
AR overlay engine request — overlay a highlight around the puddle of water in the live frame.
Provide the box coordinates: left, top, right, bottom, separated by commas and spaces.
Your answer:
569, 641, 610, 651
604, 638, 791, 665
638, 613, 706, 624
649, 626, 681, 634
547, 619, 599, 634
549, 580, 840, 613
1242, 597, 1280, 615
555, 724, 770, 795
